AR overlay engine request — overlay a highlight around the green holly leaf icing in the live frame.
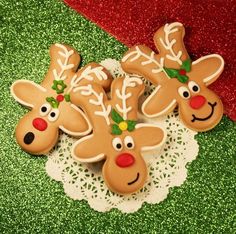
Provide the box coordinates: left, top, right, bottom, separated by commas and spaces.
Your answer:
46, 97, 59, 108
111, 124, 122, 135
127, 120, 137, 132
52, 80, 67, 94
181, 59, 191, 72
177, 74, 189, 83
164, 66, 189, 83
64, 94, 70, 102
111, 109, 124, 124
163, 67, 179, 78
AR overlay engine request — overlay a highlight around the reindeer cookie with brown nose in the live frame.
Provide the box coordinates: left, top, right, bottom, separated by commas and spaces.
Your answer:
11, 44, 112, 155
70, 76, 166, 194
121, 22, 224, 132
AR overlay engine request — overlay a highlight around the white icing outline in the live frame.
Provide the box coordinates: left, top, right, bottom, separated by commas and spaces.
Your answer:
122, 46, 165, 74
115, 76, 142, 120
135, 123, 167, 151
59, 104, 92, 136
53, 44, 75, 81
192, 54, 224, 84
159, 22, 183, 65
74, 84, 111, 125
10, 80, 47, 108
67, 65, 108, 94
71, 134, 105, 163
142, 85, 177, 117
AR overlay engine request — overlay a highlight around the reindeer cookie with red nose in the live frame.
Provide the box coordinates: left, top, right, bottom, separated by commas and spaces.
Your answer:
11, 43, 112, 155
70, 76, 166, 194
121, 22, 224, 132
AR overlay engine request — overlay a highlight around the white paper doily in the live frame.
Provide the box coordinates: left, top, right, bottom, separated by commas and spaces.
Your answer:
46, 59, 199, 213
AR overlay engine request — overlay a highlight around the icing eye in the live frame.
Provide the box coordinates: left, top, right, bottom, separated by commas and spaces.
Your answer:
112, 137, 123, 151
178, 86, 191, 99
124, 136, 134, 149
39, 103, 51, 116
48, 109, 60, 122
188, 81, 200, 93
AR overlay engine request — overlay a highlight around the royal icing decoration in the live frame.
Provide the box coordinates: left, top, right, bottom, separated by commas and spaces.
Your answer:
11, 43, 112, 154
75, 84, 112, 125
121, 22, 224, 132
111, 109, 137, 135
159, 22, 183, 65
164, 59, 191, 83
115, 77, 143, 120
52, 43, 75, 80
122, 46, 164, 74
70, 76, 166, 194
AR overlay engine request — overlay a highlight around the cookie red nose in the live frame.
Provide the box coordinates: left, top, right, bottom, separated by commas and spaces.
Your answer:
32, 118, 48, 131
189, 95, 206, 109
116, 153, 135, 168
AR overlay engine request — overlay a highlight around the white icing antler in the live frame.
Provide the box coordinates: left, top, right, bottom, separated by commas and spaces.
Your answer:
66, 66, 108, 94
75, 84, 111, 125
115, 76, 142, 120
159, 22, 183, 65
53, 44, 75, 80
122, 46, 165, 74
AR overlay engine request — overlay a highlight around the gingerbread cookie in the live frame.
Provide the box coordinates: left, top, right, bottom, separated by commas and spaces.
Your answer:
11, 43, 112, 155
121, 22, 224, 132
70, 76, 166, 194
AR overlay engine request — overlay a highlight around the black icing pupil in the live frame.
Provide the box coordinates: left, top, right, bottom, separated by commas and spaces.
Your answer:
41, 106, 47, 112
183, 91, 189, 98
116, 143, 122, 149
193, 86, 199, 92
50, 112, 56, 117
127, 143, 133, 148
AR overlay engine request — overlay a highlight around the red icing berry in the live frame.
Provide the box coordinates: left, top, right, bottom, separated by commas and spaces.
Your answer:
179, 69, 186, 75
32, 118, 48, 131
189, 95, 206, 109
56, 94, 64, 102
116, 153, 135, 168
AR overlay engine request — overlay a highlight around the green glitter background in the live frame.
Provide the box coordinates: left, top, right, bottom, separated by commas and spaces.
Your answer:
0, 0, 235, 233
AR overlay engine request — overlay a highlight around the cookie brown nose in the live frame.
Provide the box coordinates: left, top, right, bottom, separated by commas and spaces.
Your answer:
24, 132, 35, 144
116, 153, 135, 167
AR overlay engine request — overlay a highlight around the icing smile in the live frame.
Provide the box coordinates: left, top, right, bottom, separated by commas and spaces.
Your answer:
127, 172, 140, 185
191, 102, 217, 122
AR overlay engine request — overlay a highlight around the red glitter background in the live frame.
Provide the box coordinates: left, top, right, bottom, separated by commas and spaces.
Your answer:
64, 0, 236, 121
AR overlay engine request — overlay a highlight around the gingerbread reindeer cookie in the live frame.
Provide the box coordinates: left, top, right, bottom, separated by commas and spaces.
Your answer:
70, 76, 166, 194
11, 44, 111, 155
121, 22, 224, 132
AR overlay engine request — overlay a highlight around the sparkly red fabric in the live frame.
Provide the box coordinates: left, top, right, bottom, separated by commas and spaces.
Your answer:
64, 0, 236, 121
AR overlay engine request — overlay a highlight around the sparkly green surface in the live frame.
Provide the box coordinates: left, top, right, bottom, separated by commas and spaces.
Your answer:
0, 0, 236, 233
